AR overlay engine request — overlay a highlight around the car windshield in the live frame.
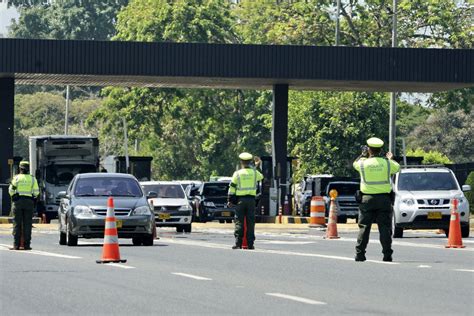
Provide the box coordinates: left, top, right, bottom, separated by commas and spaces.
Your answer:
142, 184, 185, 199
202, 183, 229, 196
326, 183, 359, 195
398, 172, 459, 191
46, 164, 96, 185
75, 177, 143, 197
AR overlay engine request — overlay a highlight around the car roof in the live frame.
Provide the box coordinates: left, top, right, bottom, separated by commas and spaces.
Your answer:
140, 181, 182, 185
76, 172, 137, 179
399, 167, 451, 173
204, 181, 230, 184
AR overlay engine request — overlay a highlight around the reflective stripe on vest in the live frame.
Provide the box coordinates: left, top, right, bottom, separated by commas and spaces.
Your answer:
236, 169, 257, 191
359, 159, 391, 185
14, 175, 36, 196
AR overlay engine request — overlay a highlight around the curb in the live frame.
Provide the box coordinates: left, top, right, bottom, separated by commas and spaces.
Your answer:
0, 217, 42, 224
257, 216, 310, 224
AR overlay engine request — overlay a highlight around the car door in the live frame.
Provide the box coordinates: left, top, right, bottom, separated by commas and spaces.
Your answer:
59, 177, 74, 231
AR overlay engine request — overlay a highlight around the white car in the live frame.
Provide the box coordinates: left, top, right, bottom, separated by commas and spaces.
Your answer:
141, 181, 193, 233
393, 167, 470, 238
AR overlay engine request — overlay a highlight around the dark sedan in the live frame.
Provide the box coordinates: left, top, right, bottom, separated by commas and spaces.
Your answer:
192, 181, 235, 223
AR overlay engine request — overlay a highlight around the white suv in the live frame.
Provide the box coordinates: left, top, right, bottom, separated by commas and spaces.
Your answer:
393, 167, 470, 238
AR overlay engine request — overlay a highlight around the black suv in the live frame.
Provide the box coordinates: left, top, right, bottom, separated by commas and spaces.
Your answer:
191, 181, 235, 223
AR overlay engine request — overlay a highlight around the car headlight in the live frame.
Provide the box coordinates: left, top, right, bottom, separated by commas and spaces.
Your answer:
401, 198, 415, 206
203, 201, 215, 207
74, 206, 93, 216
132, 206, 152, 216
179, 205, 192, 211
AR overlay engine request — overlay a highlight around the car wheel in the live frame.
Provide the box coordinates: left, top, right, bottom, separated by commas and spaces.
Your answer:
219, 220, 225, 224
176, 226, 184, 233
393, 226, 403, 238
184, 224, 192, 233
59, 231, 67, 245
67, 230, 78, 246
444, 229, 450, 238
337, 217, 347, 224
226, 219, 233, 223
461, 225, 470, 238
142, 234, 154, 246
132, 237, 143, 246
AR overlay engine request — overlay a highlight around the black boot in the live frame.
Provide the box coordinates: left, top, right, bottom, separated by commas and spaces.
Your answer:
355, 254, 366, 262
232, 245, 241, 249
383, 254, 392, 262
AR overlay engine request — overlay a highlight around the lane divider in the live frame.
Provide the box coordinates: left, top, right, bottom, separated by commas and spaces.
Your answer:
172, 272, 212, 280
266, 293, 327, 305
0, 243, 81, 259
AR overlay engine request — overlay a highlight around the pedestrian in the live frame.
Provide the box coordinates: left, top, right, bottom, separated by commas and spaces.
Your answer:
228, 152, 263, 250
8, 161, 39, 250
353, 137, 400, 262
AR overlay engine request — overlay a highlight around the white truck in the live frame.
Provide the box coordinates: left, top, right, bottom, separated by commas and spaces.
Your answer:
29, 135, 99, 222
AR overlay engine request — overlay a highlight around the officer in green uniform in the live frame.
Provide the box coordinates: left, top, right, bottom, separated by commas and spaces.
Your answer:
8, 161, 39, 250
228, 152, 264, 250
353, 138, 400, 262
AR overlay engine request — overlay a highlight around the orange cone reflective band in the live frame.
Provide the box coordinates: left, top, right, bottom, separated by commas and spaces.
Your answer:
309, 196, 326, 228
325, 197, 340, 239
242, 216, 248, 249
445, 199, 465, 249
97, 197, 127, 263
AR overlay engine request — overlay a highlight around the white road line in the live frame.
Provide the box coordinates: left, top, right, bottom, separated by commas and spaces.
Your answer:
259, 240, 315, 245
0, 244, 81, 259
105, 263, 136, 269
453, 269, 474, 273
172, 272, 212, 281
418, 265, 432, 268
266, 293, 327, 305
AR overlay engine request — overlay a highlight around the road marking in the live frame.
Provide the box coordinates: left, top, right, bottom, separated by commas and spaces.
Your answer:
105, 263, 136, 269
259, 240, 315, 245
0, 244, 81, 259
453, 269, 474, 273
266, 293, 327, 305
172, 272, 212, 281
418, 265, 432, 268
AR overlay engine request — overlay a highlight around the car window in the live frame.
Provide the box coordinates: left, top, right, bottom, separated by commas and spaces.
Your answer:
202, 183, 229, 196
398, 172, 458, 191
142, 184, 185, 199
326, 183, 359, 195
74, 177, 143, 197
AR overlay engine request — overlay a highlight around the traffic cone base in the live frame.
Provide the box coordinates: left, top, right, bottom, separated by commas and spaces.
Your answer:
97, 197, 127, 263
445, 199, 465, 249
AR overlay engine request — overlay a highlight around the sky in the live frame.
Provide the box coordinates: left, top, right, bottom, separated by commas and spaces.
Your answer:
0, 2, 19, 36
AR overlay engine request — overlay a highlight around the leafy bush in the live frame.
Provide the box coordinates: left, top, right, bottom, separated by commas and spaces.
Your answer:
406, 148, 452, 165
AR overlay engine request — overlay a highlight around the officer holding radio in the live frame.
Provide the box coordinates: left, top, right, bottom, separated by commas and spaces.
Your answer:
353, 137, 400, 262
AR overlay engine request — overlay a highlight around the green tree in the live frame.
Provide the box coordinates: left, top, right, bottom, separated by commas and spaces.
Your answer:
406, 148, 452, 165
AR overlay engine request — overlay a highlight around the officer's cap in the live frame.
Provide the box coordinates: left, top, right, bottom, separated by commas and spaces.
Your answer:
239, 152, 253, 161
367, 137, 384, 148
19, 161, 29, 167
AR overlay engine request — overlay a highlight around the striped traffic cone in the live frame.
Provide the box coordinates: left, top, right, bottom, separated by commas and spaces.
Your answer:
96, 197, 127, 263
445, 199, 465, 249
325, 194, 340, 239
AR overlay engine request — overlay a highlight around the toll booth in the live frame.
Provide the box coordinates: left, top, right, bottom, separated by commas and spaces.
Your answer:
102, 156, 153, 181
258, 156, 296, 217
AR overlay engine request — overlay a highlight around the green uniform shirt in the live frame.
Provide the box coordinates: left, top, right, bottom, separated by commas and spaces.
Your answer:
9, 174, 40, 198
353, 157, 400, 194
228, 167, 264, 196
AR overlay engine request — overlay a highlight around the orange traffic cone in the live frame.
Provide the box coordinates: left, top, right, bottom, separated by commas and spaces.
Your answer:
445, 199, 465, 248
325, 191, 340, 239
242, 216, 248, 249
97, 197, 127, 263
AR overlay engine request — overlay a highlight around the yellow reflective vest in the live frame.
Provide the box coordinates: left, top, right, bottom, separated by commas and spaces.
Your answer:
353, 157, 400, 194
228, 168, 264, 196
9, 174, 40, 198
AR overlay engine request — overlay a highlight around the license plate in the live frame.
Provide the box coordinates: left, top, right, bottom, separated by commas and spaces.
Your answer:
427, 212, 442, 219
222, 211, 231, 217
159, 213, 171, 220
116, 219, 122, 228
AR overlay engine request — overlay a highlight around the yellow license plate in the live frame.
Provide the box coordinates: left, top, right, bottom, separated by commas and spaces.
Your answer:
116, 219, 122, 228
427, 212, 442, 219
222, 211, 231, 217
159, 213, 171, 220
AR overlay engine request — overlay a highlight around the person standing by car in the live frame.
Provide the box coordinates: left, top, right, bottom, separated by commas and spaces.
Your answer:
8, 161, 39, 250
228, 152, 263, 250
353, 138, 400, 262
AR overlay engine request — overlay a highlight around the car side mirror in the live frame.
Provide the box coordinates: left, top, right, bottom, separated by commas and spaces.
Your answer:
462, 185, 471, 192
147, 191, 158, 199
57, 191, 68, 199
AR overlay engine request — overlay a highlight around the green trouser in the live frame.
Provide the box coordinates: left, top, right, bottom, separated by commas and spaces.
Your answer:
12, 198, 35, 248
234, 196, 256, 247
356, 194, 393, 256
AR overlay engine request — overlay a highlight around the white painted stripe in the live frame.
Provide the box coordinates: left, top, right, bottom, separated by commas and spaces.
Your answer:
0, 244, 81, 259
418, 265, 432, 268
266, 293, 327, 305
259, 240, 315, 245
104, 235, 119, 244
172, 272, 212, 280
106, 263, 135, 269
453, 269, 474, 273
105, 221, 116, 229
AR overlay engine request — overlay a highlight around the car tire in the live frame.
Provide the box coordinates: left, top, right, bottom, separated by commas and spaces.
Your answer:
59, 231, 67, 245
226, 219, 233, 223
393, 226, 403, 238
219, 220, 225, 224
67, 230, 78, 246
444, 229, 450, 238
337, 217, 347, 224
142, 234, 154, 246
184, 224, 192, 233
176, 226, 184, 233
461, 225, 470, 238
132, 237, 143, 246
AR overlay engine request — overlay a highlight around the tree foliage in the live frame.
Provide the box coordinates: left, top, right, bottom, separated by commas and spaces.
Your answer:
406, 148, 452, 165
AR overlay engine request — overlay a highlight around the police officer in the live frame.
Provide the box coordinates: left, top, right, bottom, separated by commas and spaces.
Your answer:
228, 152, 263, 250
8, 161, 39, 250
353, 138, 400, 262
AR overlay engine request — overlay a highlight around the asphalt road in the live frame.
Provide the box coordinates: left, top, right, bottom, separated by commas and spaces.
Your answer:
1, 223, 473, 315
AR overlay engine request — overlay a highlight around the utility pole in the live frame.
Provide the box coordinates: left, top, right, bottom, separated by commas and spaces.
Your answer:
64, 85, 70, 135
122, 117, 130, 174
389, 0, 398, 155
335, 0, 341, 46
